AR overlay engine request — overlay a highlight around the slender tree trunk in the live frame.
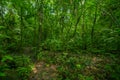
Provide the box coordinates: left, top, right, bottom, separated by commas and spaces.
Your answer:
20, 7, 23, 53
72, 15, 81, 38
0, 0, 4, 24
72, 1, 78, 38
60, 0, 66, 41
33, 0, 38, 55
81, 0, 87, 50
36, 0, 44, 53
0, 0, 5, 47
91, 0, 98, 48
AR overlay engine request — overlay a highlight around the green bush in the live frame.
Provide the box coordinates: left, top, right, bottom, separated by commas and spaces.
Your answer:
0, 55, 32, 80
42, 39, 63, 51
104, 63, 120, 80
14, 55, 31, 67
17, 67, 32, 80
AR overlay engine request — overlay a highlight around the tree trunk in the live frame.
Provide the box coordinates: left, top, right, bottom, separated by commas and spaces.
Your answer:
91, 0, 98, 48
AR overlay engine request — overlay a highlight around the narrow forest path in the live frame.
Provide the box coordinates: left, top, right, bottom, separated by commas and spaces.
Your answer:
28, 52, 119, 80
29, 61, 58, 80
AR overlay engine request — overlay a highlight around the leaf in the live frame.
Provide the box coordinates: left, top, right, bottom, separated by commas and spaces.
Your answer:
1, 55, 13, 62
76, 64, 81, 69
0, 26, 5, 29
0, 72, 6, 77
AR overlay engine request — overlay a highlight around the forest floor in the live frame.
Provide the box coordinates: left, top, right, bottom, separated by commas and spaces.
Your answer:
29, 61, 58, 80
29, 51, 119, 80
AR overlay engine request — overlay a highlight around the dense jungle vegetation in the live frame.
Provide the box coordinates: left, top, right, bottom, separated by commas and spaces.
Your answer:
0, 0, 120, 80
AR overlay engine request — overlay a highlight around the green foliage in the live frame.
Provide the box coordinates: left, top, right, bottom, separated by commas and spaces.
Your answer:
42, 39, 63, 51
1, 55, 13, 62
0, 55, 32, 80
37, 52, 45, 60
0, 72, 6, 77
14, 55, 32, 80
0, 66, 7, 79
0, 0, 120, 79
65, 38, 82, 52
104, 63, 120, 80
0, 55, 13, 79
17, 67, 32, 80
14, 55, 31, 67
56, 54, 94, 80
